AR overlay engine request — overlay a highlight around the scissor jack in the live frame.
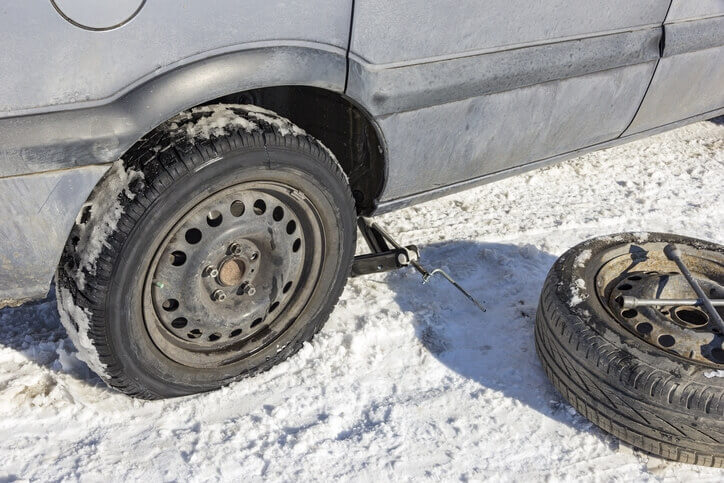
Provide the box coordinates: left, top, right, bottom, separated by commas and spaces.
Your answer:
351, 217, 486, 312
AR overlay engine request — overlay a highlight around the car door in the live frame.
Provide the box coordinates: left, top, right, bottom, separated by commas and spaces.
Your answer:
346, 1, 670, 202
624, 1, 724, 134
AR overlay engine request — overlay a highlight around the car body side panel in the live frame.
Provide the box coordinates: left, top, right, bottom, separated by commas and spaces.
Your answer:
374, 106, 724, 214
0, 164, 109, 305
623, 4, 724, 135
624, 46, 724, 135
350, 0, 669, 64
349, 0, 668, 202
372, 63, 657, 200
348, 29, 660, 117
0, 0, 352, 115
666, 0, 724, 22
0, 46, 347, 178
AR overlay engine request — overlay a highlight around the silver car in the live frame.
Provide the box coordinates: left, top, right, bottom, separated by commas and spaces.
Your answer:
0, 1, 722, 401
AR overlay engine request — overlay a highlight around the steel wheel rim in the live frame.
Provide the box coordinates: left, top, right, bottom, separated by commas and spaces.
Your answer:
595, 242, 724, 367
142, 180, 324, 368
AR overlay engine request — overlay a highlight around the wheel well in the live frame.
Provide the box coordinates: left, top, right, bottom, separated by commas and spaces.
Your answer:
205, 86, 386, 215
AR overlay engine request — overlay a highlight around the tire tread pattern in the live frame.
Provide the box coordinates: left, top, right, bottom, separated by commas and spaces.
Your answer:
535, 267, 724, 466
56, 105, 356, 399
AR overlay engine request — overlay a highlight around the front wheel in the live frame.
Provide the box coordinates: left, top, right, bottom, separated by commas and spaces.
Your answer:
56, 105, 357, 399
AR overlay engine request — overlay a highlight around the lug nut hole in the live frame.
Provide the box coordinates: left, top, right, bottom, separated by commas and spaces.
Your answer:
658, 334, 675, 348
185, 228, 202, 244
170, 251, 187, 266
273, 206, 284, 221
253, 199, 266, 215
230, 200, 245, 217
162, 299, 179, 312
207, 210, 223, 227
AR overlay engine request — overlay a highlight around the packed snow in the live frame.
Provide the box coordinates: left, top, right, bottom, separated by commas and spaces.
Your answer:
171, 104, 308, 141
56, 287, 108, 381
0, 120, 722, 481
70, 160, 144, 290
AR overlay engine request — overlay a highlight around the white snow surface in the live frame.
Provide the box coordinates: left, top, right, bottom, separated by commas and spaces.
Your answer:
1, 121, 723, 481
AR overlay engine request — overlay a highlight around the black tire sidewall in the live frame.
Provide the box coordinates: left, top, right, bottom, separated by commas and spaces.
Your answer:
107, 144, 355, 396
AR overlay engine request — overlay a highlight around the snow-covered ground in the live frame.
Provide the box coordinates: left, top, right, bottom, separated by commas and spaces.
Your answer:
1, 120, 722, 481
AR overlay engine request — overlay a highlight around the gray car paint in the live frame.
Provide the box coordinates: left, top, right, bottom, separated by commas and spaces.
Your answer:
348, 1, 669, 200
0, 164, 109, 305
348, 0, 670, 64
623, 4, 724, 135
0, 1, 351, 115
0, 46, 347, 178
0, 0, 722, 303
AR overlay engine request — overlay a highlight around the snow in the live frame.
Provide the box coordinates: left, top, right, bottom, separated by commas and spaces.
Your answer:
56, 287, 108, 380
704, 370, 724, 379
574, 249, 592, 268
173, 104, 305, 141
569, 278, 587, 307
71, 160, 144, 290
1, 120, 723, 480
176, 105, 260, 140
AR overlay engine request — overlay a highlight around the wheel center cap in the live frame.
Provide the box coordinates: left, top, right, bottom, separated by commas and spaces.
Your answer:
218, 258, 246, 286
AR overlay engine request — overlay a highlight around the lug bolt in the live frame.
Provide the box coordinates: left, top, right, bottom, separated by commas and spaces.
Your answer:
212, 289, 227, 302
204, 266, 219, 278
243, 283, 256, 296
229, 243, 243, 255
250, 252, 259, 261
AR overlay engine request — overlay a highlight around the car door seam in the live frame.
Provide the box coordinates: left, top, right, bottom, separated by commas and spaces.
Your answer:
617, 0, 675, 138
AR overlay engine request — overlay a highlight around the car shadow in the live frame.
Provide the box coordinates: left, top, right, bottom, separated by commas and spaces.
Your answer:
709, 115, 724, 125
0, 239, 621, 446
0, 285, 109, 390
381, 240, 614, 438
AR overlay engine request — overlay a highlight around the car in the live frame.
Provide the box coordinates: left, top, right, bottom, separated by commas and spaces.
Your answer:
0, 1, 721, 403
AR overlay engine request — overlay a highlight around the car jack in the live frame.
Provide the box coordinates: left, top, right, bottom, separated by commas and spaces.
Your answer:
352, 217, 486, 312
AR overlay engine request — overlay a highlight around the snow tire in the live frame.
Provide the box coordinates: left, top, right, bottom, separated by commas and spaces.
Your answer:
56, 105, 357, 399
535, 233, 724, 466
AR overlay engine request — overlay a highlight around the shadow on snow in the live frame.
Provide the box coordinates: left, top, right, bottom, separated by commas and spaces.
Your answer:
383, 240, 614, 442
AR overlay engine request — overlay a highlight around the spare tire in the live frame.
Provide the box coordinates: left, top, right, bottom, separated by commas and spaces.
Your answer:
535, 233, 724, 466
